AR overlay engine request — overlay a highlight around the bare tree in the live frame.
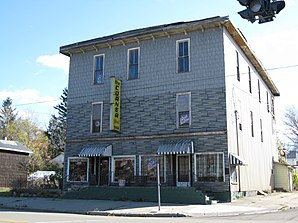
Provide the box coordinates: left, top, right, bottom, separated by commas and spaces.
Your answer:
284, 106, 298, 149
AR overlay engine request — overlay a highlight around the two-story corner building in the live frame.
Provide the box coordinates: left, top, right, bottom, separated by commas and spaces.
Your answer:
60, 16, 280, 203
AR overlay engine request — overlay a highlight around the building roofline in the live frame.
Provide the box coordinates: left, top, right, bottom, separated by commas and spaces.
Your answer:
60, 15, 279, 96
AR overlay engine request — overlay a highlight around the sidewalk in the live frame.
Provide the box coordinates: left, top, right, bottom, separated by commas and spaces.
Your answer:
0, 191, 298, 217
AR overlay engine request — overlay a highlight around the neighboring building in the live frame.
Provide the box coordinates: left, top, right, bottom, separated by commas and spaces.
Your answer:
49, 153, 64, 168
0, 139, 32, 188
274, 162, 294, 192
60, 16, 279, 202
287, 150, 298, 166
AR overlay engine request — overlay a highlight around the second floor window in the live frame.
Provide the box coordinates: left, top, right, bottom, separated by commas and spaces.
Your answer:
128, 48, 140, 80
91, 102, 103, 133
248, 66, 252, 93
250, 111, 254, 137
236, 51, 240, 81
177, 39, 190, 73
176, 93, 191, 128
94, 55, 104, 84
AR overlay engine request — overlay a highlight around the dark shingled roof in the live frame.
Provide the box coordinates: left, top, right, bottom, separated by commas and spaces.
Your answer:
0, 139, 32, 154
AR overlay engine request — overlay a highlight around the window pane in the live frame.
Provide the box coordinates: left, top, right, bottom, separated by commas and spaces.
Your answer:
196, 153, 224, 182
177, 94, 189, 111
183, 42, 188, 56
177, 40, 189, 73
114, 157, 134, 182
179, 42, 184, 56
128, 49, 139, 80
94, 56, 104, 84
94, 70, 103, 84
179, 111, 190, 126
140, 156, 164, 183
92, 103, 102, 133
68, 158, 88, 182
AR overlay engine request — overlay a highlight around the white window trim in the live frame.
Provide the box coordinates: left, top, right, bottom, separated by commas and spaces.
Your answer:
193, 152, 225, 182
90, 102, 103, 133
138, 154, 166, 183
93, 54, 105, 84
127, 47, 140, 80
176, 92, 191, 128
176, 38, 190, 73
111, 155, 136, 182
67, 157, 89, 182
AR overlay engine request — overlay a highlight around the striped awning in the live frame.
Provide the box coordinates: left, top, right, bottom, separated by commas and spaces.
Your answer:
78, 145, 112, 157
229, 153, 247, 166
157, 139, 194, 155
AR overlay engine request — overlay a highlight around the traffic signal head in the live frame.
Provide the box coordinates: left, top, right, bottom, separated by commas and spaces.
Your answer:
237, 0, 285, 24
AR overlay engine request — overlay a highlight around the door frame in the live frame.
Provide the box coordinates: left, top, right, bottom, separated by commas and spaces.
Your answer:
176, 154, 191, 187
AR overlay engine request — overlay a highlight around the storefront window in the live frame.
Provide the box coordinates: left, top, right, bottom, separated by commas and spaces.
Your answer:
196, 153, 224, 182
140, 155, 165, 183
230, 166, 238, 184
67, 158, 88, 182
113, 157, 135, 182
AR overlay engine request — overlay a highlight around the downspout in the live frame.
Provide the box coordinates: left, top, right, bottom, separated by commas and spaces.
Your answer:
234, 110, 241, 192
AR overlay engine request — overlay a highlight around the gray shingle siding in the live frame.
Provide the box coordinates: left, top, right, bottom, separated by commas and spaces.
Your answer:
66, 27, 227, 139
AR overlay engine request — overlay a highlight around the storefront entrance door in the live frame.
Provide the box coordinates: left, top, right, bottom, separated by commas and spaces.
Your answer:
99, 157, 109, 186
176, 155, 190, 187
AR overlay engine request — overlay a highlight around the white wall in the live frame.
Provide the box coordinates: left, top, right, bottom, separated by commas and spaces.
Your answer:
223, 28, 278, 192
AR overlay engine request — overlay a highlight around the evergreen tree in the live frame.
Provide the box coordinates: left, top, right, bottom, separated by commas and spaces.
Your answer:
46, 88, 67, 159
0, 97, 17, 140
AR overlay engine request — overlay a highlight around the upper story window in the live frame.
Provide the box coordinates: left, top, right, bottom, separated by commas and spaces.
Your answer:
258, 79, 261, 103
176, 92, 191, 128
128, 48, 140, 80
236, 51, 240, 81
94, 54, 104, 84
177, 39, 190, 73
248, 66, 252, 93
260, 119, 263, 142
266, 92, 270, 112
271, 96, 275, 117
250, 111, 254, 137
91, 102, 103, 133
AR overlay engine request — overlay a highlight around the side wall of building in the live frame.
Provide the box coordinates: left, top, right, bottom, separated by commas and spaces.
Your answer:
223, 28, 278, 193
0, 151, 29, 188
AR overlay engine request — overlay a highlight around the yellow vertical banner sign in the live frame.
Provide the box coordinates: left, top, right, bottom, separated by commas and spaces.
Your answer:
110, 77, 121, 132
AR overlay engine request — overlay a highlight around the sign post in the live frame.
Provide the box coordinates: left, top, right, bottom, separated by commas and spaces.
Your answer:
157, 163, 161, 211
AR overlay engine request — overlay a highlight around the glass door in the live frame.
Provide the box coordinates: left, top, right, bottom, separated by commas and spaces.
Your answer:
176, 155, 190, 187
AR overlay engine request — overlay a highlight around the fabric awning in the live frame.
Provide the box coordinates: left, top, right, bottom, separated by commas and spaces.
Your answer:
78, 145, 112, 157
229, 153, 247, 166
157, 139, 194, 155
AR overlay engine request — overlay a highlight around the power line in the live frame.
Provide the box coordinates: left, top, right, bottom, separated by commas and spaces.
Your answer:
4, 63, 298, 107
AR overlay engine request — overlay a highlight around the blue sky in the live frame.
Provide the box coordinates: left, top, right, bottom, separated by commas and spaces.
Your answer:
0, 0, 297, 138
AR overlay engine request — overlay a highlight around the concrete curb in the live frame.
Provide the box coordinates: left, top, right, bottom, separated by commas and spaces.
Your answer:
87, 211, 188, 217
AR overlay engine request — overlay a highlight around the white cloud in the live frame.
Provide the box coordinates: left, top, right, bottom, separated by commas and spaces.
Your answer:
36, 54, 69, 74
0, 89, 58, 127
0, 89, 57, 106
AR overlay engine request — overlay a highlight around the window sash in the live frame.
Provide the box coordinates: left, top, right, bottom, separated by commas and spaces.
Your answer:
195, 153, 224, 182
94, 55, 104, 84
139, 155, 165, 183
113, 156, 135, 182
91, 102, 102, 133
176, 93, 191, 128
67, 158, 89, 182
128, 48, 139, 80
177, 39, 190, 73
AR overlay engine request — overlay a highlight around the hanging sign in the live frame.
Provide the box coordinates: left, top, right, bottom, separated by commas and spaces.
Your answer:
110, 77, 121, 132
